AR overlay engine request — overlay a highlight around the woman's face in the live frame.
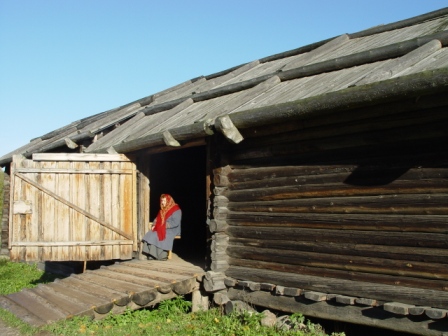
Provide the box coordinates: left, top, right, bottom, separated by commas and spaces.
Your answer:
161, 197, 167, 207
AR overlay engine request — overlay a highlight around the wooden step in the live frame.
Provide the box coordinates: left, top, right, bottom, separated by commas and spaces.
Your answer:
0, 295, 45, 327
57, 276, 131, 306
6, 290, 66, 324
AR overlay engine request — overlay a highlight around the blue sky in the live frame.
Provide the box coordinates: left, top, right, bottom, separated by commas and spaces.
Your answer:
0, 1, 446, 157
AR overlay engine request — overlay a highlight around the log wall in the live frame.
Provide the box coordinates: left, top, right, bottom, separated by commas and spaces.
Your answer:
211, 102, 448, 309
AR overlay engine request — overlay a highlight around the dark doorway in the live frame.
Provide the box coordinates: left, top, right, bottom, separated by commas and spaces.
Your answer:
149, 146, 207, 266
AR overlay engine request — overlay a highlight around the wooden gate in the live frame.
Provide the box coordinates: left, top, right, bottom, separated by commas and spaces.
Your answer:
9, 153, 137, 262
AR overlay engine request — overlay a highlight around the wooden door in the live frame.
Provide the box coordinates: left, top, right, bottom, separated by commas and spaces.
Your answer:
9, 153, 137, 262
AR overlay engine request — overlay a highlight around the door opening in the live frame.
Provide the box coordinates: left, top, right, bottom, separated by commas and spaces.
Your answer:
149, 146, 207, 265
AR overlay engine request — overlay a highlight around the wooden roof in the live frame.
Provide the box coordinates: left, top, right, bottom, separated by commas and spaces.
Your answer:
1, 7, 448, 165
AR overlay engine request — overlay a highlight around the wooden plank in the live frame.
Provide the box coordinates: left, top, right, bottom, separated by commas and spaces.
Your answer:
128, 260, 204, 274
15, 168, 132, 174
0, 295, 45, 327
58, 277, 131, 306
6, 290, 66, 323
30, 285, 93, 318
14, 172, 132, 241
73, 271, 150, 294
104, 265, 190, 283
425, 308, 447, 320
48, 282, 114, 315
94, 268, 168, 287
73, 160, 87, 261
32, 153, 131, 162
107, 263, 195, 280
11, 240, 133, 246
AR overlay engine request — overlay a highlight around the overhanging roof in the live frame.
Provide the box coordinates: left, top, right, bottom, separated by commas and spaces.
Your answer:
2, 7, 448, 165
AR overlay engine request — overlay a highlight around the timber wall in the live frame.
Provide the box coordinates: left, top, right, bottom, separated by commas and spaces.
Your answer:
211, 100, 448, 309
1, 172, 10, 256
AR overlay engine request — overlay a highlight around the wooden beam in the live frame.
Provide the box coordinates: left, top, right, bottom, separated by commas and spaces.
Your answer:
162, 130, 181, 147
228, 288, 447, 336
215, 115, 244, 144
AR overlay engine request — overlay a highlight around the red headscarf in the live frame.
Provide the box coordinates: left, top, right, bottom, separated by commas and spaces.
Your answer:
152, 194, 180, 241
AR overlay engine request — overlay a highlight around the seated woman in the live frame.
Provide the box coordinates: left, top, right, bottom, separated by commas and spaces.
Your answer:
142, 194, 181, 260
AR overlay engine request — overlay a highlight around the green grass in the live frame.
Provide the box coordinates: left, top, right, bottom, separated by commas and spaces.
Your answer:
0, 258, 344, 336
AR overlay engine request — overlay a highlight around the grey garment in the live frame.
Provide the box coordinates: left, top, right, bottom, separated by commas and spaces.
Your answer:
142, 243, 168, 260
142, 209, 181, 251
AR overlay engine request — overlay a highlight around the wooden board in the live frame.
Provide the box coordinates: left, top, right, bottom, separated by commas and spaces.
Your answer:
9, 154, 136, 262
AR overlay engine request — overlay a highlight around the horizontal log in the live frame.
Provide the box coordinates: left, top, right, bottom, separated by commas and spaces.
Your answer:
228, 168, 448, 191
228, 288, 448, 336
239, 92, 448, 143
228, 194, 448, 216
226, 265, 448, 309
227, 226, 448, 248
229, 257, 448, 293
233, 106, 448, 155
226, 212, 448, 234
230, 237, 448, 264
226, 245, 448, 280
225, 180, 448, 202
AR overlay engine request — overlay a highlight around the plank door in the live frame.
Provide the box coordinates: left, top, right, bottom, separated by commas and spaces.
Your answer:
9, 153, 137, 262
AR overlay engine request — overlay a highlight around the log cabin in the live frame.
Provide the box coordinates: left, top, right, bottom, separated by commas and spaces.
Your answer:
1, 7, 448, 335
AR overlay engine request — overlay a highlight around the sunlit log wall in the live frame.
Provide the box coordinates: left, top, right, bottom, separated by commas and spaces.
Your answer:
211, 97, 448, 308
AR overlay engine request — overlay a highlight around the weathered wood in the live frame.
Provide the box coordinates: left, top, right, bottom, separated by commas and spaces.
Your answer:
425, 308, 447, 320
230, 257, 448, 292
226, 180, 448, 202
0, 296, 45, 327
383, 302, 414, 315
355, 298, 378, 307
228, 288, 447, 336
213, 291, 229, 306
228, 67, 448, 130
32, 153, 131, 162
237, 281, 260, 291
192, 288, 210, 311
224, 300, 256, 315
408, 306, 429, 315
226, 265, 448, 309
227, 194, 448, 216
172, 278, 196, 295
215, 115, 244, 144
10, 155, 136, 262
304, 291, 327, 302
226, 245, 448, 280
229, 237, 448, 264
203, 271, 226, 292
132, 289, 158, 306
56, 276, 131, 306
48, 282, 114, 315
227, 226, 448, 249
162, 130, 181, 147
335, 295, 356, 305
227, 212, 448, 234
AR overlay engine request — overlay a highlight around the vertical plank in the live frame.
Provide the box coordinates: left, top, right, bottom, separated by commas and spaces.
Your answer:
57, 160, 71, 261
72, 160, 86, 261
10, 157, 23, 261
121, 161, 133, 258
111, 161, 121, 259
40, 160, 56, 260
102, 161, 113, 260
88, 161, 101, 260
24, 158, 38, 261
